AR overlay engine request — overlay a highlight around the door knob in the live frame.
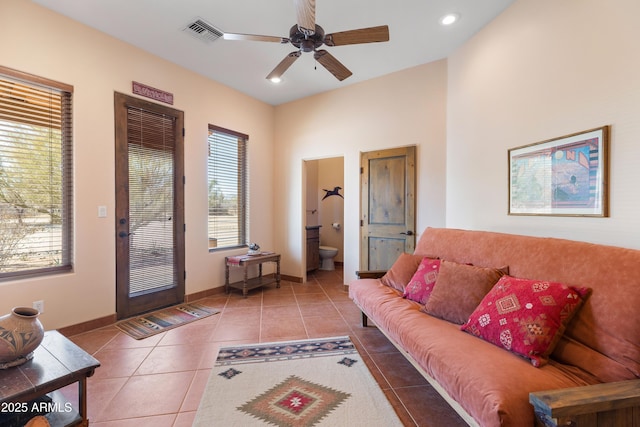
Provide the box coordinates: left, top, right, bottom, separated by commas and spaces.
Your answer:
118, 231, 131, 238
400, 231, 413, 236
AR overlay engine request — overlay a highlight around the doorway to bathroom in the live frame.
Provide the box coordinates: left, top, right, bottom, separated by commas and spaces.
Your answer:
304, 157, 344, 276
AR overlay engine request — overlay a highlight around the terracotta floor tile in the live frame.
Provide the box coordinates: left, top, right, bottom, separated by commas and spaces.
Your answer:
173, 411, 197, 427
297, 302, 339, 317
351, 327, 400, 354
394, 385, 468, 427
157, 321, 217, 346
103, 331, 165, 349
91, 347, 153, 379
263, 293, 298, 306
210, 322, 260, 342
369, 351, 430, 388
134, 344, 208, 375
68, 327, 120, 355
68, 267, 467, 426
96, 371, 194, 421
261, 316, 308, 341
303, 315, 351, 337
180, 369, 212, 412
92, 413, 176, 426
295, 292, 331, 305
261, 304, 302, 319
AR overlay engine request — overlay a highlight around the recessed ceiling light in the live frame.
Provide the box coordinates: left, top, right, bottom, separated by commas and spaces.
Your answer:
269, 77, 282, 84
440, 13, 459, 26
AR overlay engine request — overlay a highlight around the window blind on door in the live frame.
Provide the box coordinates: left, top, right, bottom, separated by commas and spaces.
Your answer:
126, 107, 177, 295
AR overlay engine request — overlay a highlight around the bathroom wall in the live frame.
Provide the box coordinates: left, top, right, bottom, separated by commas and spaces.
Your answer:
317, 157, 344, 262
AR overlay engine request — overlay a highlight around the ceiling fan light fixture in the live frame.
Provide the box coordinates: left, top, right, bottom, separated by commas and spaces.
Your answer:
440, 13, 459, 26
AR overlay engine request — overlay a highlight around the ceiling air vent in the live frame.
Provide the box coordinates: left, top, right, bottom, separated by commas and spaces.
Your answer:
183, 18, 224, 44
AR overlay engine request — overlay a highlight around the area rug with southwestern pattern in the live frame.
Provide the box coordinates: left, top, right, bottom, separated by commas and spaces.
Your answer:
115, 302, 220, 339
193, 336, 403, 427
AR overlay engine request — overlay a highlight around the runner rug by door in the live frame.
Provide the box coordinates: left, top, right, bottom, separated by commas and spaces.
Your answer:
194, 336, 403, 427
115, 302, 220, 340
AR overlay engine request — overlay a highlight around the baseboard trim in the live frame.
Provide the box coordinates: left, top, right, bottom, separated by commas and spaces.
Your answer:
57, 277, 313, 337
58, 314, 117, 337
185, 286, 226, 302
58, 286, 229, 336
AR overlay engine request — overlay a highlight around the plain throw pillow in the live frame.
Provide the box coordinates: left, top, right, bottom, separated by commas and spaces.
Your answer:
403, 257, 441, 304
379, 253, 423, 292
461, 275, 590, 367
422, 260, 505, 325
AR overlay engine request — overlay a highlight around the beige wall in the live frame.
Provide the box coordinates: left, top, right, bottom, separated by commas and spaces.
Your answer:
446, 0, 640, 247
274, 61, 448, 283
0, 0, 275, 329
9, 0, 637, 330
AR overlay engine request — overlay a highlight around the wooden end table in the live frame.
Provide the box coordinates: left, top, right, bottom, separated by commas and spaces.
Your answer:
0, 330, 100, 427
225, 252, 281, 297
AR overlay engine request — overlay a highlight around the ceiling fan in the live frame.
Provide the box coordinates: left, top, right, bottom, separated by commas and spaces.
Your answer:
223, 0, 390, 82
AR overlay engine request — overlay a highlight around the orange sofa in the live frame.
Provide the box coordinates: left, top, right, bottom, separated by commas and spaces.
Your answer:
349, 227, 640, 426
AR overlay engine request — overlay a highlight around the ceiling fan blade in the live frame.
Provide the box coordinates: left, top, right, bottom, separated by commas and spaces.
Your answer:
324, 25, 389, 46
266, 51, 302, 80
223, 33, 289, 43
314, 50, 352, 81
294, 0, 316, 35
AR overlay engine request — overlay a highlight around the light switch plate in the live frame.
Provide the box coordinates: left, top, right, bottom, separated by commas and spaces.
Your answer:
98, 206, 107, 218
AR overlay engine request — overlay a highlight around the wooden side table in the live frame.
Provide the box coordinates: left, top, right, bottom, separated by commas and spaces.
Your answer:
0, 330, 100, 427
225, 252, 281, 297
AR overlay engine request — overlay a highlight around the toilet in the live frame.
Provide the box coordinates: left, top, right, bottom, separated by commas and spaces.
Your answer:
319, 246, 338, 271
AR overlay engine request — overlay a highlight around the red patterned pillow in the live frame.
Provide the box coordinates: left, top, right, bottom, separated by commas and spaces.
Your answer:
461, 275, 590, 367
403, 257, 441, 304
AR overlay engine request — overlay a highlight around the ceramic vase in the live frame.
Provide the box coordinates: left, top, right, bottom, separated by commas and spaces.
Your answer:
0, 307, 45, 368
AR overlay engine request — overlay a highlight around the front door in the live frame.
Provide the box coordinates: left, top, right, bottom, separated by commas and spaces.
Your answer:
360, 146, 416, 270
114, 93, 185, 319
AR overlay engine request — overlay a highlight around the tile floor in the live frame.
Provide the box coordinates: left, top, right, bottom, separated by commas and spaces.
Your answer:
62, 267, 467, 426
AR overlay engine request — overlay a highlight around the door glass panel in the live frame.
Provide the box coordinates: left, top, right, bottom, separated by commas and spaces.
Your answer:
127, 109, 176, 296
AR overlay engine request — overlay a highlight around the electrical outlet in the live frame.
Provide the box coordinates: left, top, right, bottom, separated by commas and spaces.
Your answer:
33, 300, 44, 314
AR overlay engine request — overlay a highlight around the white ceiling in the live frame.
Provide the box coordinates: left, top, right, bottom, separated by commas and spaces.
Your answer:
33, 0, 515, 106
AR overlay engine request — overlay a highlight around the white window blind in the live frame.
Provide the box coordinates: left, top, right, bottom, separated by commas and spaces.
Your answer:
127, 107, 177, 294
0, 67, 73, 279
207, 125, 248, 249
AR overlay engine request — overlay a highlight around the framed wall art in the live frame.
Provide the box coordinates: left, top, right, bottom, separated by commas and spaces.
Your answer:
508, 126, 609, 217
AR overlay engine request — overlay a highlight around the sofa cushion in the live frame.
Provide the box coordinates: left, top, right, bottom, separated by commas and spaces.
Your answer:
403, 257, 441, 304
380, 253, 423, 292
461, 275, 590, 367
422, 260, 505, 324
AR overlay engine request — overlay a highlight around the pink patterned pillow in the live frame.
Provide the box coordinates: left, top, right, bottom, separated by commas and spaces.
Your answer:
403, 257, 441, 304
461, 275, 590, 367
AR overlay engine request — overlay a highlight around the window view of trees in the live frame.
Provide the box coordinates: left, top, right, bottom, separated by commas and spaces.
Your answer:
0, 73, 72, 278
0, 122, 65, 273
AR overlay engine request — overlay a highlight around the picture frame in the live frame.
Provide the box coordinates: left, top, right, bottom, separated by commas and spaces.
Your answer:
508, 126, 609, 217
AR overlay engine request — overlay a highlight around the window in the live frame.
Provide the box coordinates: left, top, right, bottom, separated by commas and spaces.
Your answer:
0, 67, 73, 279
207, 125, 248, 250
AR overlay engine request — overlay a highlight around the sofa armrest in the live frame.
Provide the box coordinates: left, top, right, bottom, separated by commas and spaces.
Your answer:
355, 270, 387, 279
529, 379, 640, 427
